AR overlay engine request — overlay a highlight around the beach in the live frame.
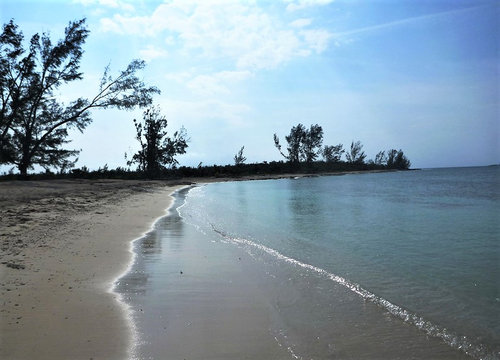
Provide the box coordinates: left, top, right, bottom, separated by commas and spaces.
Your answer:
0, 172, 381, 360
1, 169, 496, 360
0, 179, 184, 360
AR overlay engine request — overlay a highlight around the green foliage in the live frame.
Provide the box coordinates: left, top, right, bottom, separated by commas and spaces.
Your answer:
127, 106, 188, 178
234, 146, 246, 165
274, 123, 323, 163
374, 150, 386, 165
0, 18, 159, 176
301, 124, 323, 162
322, 144, 344, 163
346, 141, 367, 164
386, 149, 411, 169
173, 159, 384, 179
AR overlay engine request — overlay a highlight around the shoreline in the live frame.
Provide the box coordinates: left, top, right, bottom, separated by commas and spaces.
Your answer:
116, 187, 293, 359
0, 179, 183, 360
109, 185, 190, 359
0, 170, 398, 359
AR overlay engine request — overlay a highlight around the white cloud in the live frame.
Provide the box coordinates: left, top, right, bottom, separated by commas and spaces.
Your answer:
300, 29, 332, 53
139, 45, 168, 62
100, 14, 148, 34
164, 71, 194, 83
290, 18, 313, 28
74, 0, 134, 12
73, 0, 94, 5
162, 98, 251, 128
186, 70, 252, 96
283, 0, 334, 12
99, 1, 332, 71
187, 75, 229, 96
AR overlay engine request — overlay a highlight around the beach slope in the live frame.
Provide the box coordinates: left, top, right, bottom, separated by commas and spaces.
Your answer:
0, 179, 181, 360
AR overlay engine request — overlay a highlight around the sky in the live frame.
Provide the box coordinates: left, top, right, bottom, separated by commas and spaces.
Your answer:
1, 0, 499, 170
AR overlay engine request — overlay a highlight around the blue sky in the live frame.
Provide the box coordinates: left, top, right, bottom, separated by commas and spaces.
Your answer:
1, 0, 498, 169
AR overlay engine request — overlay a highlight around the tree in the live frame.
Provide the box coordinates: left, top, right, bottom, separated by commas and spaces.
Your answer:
234, 146, 246, 165
301, 124, 323, 162
322, 144, 344, 163
274, 123, 305, 163
386, 149, 411, 169
386, 149, 398, 168
346, 140, 366, 164
274, 123, 323, 163
0, 18, 159, 176
127, 106, 188, 177
374, 150, 386, 165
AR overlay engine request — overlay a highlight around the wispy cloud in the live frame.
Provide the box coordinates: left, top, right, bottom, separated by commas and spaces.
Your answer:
290, 18, 313, 28
333, 4, 490, 40
73, 0, 135, 12
283, 0, 334, 12
162, 98, 251, 128
186, 71, 252, 96
139, 45, 168, 62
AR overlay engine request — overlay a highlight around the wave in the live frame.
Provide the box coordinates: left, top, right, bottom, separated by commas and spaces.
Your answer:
209, 225, 497, 360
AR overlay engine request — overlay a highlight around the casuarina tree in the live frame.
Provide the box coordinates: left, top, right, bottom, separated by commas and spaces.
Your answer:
127, 106, 188, 177
346, 140, 366, 165
300, 124, 323, 162
234, 146, 246, 165
374, 150, 386, 165
274, 123, 323, 163
0, 18, 160, 176
386, 149, 411, 169
322, 144, 344, 163
274, 123, 305, 163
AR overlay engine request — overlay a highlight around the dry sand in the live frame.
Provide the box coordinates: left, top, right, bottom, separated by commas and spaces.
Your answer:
0, 179, 187, 360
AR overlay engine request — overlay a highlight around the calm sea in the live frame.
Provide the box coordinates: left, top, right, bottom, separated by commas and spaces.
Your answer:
119, 166, 499, 359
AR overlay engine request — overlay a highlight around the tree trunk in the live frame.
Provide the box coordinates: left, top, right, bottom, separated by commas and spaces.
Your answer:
18, 162, 28, 178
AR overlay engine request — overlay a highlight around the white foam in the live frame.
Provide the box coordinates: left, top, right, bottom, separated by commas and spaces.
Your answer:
212, 227, 495, 360
108, 186, 190, 360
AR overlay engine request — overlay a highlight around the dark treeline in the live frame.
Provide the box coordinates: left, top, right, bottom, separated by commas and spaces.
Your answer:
0, 159, 403, 181
175, 160, 388, 178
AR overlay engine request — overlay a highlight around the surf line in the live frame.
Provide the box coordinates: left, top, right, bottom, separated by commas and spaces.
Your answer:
211, 225, 490, 360
109, 186, 191, 360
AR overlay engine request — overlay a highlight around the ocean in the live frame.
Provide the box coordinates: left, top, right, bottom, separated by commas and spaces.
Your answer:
117, 166, 499, 359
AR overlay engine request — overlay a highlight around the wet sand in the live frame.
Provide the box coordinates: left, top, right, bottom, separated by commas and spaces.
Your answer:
117, 190, 292, 359
0, 179, 184, 360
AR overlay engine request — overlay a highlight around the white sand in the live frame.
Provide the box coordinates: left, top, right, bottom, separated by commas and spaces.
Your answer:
0, 181, 180, 360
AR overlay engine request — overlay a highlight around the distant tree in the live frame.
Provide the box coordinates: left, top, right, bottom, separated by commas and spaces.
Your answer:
301, 124, 323, 162
395, 150, 411, 169
386, 149, 398, 168
274, 123, 323, 163
127, 106, 188, 177
386, 149, 411, 169
322, 144, 344, 163
374, 150, 386, 166
274, 123, 305, 163
346, 140, 366, 164
0, 18, 159, 176
234, 146, 246, 165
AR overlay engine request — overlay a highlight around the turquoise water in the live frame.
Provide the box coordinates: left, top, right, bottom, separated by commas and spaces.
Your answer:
177, 167, 499, 359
